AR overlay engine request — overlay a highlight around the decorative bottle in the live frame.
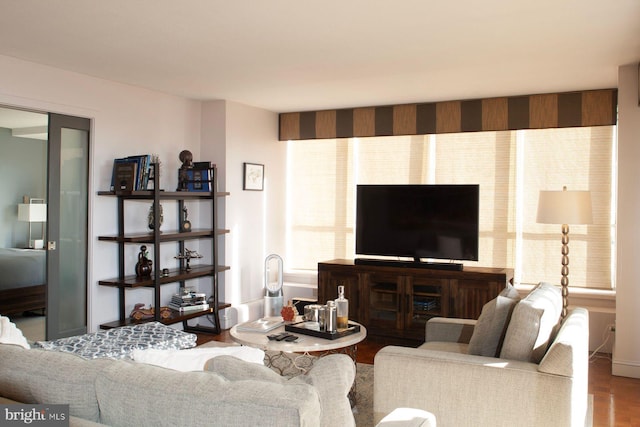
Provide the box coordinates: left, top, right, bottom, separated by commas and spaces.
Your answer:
335, 285, 349, 330
135, 245, 152, 278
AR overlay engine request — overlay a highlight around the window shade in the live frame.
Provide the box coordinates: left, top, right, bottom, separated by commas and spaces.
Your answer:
286, 126, 615, 289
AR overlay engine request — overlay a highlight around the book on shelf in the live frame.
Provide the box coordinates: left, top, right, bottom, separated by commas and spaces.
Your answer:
184, 168, 211, 192
193, 161, 215, 169
169, 292, 208, 313
171, 292, 206, 304
112, 161, 137, 192
110, 154, 153, 191
168, 302, 210, 313
236, 318, 284, 333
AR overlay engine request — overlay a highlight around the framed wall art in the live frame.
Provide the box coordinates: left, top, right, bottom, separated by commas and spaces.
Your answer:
243, 162, 264, 191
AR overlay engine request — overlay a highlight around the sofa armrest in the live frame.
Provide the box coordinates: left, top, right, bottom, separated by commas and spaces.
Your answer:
373, 345, 584, 427
425, 317, 476, 343
293, 354, 356, 427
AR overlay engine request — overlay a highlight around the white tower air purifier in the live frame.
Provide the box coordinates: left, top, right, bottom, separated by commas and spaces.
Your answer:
263, 254, 284, 317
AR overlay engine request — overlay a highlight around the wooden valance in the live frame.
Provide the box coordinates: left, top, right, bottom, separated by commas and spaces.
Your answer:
279, 89, 617, 141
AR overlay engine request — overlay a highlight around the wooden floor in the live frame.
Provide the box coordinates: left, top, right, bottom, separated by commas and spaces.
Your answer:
199, 331, 640, 427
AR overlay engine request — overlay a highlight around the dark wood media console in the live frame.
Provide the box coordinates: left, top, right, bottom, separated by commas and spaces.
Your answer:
318, 259, 514, 345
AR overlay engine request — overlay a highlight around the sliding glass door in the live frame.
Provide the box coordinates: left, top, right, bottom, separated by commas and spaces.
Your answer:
46, 113, 90, 340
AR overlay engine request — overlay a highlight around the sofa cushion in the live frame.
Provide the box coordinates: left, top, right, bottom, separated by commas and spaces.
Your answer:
0, 344, 113, 422
419, 341, 469, 354
207, 354, 356, 427
467, 295, 518, 357
205, 354, 287, 382
97, 360, 322, 427
500, 282, 562, 363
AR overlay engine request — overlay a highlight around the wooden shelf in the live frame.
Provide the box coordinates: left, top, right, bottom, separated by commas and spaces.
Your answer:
98, 229, 229, 243
99, 302, 232, 329
98, 190, 230, 198
98, 264, 230, 288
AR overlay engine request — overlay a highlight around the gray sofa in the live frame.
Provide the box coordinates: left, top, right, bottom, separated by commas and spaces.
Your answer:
0, 343, 356, 427
374, 282, 589, 427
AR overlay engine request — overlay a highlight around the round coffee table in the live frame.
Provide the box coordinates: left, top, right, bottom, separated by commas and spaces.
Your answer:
231, 317, 367, 405
230, 318, 366, 356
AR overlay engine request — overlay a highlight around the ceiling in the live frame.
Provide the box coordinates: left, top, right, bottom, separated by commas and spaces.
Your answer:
0, 107, 47, 140
0, 1, 638, 113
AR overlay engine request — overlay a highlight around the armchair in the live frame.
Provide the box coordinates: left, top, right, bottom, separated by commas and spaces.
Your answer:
374, 283, 589, 427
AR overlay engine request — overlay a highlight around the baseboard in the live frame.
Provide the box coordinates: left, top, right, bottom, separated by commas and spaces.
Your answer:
612, 358, 640, 379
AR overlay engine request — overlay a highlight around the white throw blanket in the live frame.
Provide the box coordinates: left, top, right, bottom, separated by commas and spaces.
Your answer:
0, 316, 30, 349
132, 346, 265, 371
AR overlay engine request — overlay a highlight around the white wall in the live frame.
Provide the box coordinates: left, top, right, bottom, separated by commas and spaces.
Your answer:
0, 129, 47, 248
0, 54, 202, 332
614, 63, 640, 378
200, 100, 284, 327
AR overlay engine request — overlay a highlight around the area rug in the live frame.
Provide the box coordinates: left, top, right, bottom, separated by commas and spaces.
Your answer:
353, 362, 374, 427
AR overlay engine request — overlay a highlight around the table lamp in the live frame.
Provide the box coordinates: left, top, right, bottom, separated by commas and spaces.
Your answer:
18, 198, 47, 249
536, 186, 592, 318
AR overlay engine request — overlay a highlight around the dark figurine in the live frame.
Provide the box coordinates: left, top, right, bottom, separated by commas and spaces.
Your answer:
174, 248, 202, 271
135, 245, 153, 277
177, 150, 193, 191
180, 206, 192, 232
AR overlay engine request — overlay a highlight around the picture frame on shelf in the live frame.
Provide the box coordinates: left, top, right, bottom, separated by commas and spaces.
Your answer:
243, 162, 264, 191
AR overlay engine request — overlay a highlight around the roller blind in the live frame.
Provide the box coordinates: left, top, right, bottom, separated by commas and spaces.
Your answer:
286, 126, 615, 289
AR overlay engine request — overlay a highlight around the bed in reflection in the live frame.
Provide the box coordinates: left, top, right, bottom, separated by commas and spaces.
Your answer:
0, 248, 46, 315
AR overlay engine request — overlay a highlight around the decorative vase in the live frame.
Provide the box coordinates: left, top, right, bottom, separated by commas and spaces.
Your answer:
280, 300, 298, 322
135, 245, 153, 277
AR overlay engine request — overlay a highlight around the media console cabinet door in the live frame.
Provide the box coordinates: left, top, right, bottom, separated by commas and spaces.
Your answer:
405, 276, 449, 336
318, 268, 360, 322
449, 279, 502, 319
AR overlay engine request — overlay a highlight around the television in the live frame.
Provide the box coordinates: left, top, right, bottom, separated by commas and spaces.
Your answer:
355, 184, 479, 269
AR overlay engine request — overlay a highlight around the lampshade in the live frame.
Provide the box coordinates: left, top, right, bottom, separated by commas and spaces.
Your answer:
18, 203, 47, 222
536, 188, 592, 225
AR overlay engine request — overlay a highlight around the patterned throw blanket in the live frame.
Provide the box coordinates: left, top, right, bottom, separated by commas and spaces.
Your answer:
35, 322, 197, 359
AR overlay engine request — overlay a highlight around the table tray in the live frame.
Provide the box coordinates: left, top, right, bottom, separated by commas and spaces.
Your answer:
285, 321, 360, 340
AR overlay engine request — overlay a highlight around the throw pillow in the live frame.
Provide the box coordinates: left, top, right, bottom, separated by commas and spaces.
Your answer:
132, 345, 265, 371
500, 282, 562, 363
499, 283, 521, 300
205, 354, 286, 382
467, 295, 518, 357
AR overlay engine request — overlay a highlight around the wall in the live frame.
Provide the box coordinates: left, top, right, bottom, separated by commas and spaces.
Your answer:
0, 128, 47, 247
0, 54, 202, 332
614, 63, 640, 378
200, 100, 284, 327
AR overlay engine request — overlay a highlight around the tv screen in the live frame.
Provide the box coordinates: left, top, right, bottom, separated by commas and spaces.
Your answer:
355, 184, 479, 262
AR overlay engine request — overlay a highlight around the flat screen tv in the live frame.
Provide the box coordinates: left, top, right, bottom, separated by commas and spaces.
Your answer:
355, 184, 479, 268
